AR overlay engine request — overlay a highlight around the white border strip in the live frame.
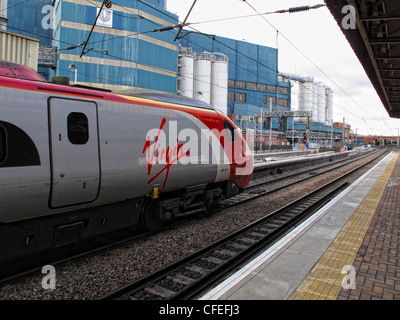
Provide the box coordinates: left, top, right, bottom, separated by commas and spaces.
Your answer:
200, 152, 393, 300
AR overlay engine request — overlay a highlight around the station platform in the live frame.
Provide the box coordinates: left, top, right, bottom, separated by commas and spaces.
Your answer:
200, 151, 399, 300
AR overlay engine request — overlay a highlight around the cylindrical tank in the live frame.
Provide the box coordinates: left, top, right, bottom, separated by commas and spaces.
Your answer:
211, 53, 228, 114
194, 51, 212, 105
177, 47, 194, 98
297, 81, 314, 123
317, 83, 326, 124
325, 87, 333, 125
312, 82, 318, 123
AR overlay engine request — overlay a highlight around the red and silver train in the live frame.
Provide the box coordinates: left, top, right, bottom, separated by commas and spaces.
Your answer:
0, 60, 253, 261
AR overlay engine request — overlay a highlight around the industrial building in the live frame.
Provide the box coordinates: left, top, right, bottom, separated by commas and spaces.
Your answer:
3, 0, 179, 92
288, 76, 340, 149
1, 0, 344, 150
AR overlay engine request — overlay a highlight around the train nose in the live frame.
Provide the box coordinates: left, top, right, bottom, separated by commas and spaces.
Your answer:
231, 136, 254, 188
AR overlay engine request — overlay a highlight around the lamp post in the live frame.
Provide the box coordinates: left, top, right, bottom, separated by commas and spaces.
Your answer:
269, 97, 272, 152
68, 63, 77, 84
258, 105, 263, 152
292, 117, 295, 151
355, 128, 358, 146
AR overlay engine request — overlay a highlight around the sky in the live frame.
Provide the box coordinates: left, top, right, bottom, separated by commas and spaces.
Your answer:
166, 0, 400, 137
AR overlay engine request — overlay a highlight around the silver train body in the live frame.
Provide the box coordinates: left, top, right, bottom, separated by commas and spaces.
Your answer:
0, 61, 253, 261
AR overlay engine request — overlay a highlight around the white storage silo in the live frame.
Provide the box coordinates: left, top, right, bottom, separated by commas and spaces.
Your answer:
317, 83, 326, 124
312, 82, 318, 123
177, 47, 195, 98
325, 87, 333, 125
298, 81, 314, 123
211, 52, 228, 114
194, 51, 213, 105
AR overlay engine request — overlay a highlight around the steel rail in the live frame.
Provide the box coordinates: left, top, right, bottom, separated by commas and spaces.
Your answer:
100, 149, 388, 300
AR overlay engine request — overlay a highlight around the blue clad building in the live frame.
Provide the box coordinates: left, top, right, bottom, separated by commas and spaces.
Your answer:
52, 0, 178, 92
4, 0, 297, 145
6, 0, 178, 92
3, 0, 53, 45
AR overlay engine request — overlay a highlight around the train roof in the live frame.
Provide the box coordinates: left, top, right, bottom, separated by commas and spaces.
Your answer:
0, 60, 46, 82
115, 90, 216, 111
0, 60, 215, 112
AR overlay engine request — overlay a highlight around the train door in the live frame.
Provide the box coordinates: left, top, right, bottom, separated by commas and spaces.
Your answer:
48, 97, 100, 208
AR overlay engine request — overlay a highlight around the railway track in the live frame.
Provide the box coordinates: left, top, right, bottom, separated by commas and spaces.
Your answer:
222, 148, 384, 207
101, 180, 349, 300
100, 148, 388, 300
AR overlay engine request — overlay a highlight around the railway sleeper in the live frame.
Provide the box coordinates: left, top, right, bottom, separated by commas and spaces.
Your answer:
282, 210, 300, 217
272, 216, 291, 223
167, 274, 196, 286
203, 256, 224, 265
236, 237, 258, 245
264, 222, 284, 228
145, 284, 176, 299
255, 226, 274, 234
185, 264, 209, 276
227, 242, 249, 251
246, 232, 266, 239
214, 249, 238, 258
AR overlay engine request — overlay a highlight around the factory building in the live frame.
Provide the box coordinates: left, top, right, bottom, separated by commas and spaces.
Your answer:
4, 0, 178, 92
297, 79, 333, 126
289, 77, 342, 148
2, 0, 344, 150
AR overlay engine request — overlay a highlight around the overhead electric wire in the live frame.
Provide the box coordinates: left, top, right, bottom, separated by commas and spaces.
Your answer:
174, 0, 197, 41
180, 4, 326, 27
105, 1, 340, 119
0, 25, 375, 132
157, 2, 378, 130
7, 0, 390, 133
241, 0, 383, 127
73, 1, 373, 130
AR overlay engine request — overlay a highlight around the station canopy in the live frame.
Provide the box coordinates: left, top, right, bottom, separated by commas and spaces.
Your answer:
325, 0, 400, 119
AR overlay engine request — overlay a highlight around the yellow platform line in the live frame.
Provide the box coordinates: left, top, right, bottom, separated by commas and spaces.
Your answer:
290, 154, 398, 300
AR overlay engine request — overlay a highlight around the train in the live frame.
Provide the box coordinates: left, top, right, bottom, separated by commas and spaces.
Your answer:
0, 60, 253, 262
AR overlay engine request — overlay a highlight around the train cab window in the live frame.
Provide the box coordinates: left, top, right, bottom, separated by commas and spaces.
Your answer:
67, 112, 89, 144
0, 125, 6, 164
223, 120, 237, 142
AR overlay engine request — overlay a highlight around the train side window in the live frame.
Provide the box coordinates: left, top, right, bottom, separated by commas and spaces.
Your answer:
67, 112, 89, 145
223, 120, 237, 142
0, 125, 6, 164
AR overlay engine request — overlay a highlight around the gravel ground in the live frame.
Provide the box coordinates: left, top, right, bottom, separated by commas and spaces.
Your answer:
0, 151, 382, 300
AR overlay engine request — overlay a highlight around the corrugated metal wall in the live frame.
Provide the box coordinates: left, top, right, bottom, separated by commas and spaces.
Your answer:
53, 0, 178, 92
180, 34, 278, 86
0, 29, 39, 70
4, 0, 177, 90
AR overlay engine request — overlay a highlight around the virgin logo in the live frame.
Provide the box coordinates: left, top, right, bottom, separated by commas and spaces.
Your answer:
142, 118, 190, 189
142, 117, 253, 189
